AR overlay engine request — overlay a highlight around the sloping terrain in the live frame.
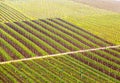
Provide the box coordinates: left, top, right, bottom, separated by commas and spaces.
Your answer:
4, 0, 115, 19
0, 18, 114, 62
0, 2, 29, 23
72, 0, 120, 13
0, 18, 120, 82
4, 0, 120, 44
0, 49, 120, 82
64, 14, 120, 44
0, 0, 120, 83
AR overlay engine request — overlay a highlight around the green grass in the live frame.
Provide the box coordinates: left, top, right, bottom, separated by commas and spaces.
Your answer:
4, 0, 115, 19
64, 14, 120, 44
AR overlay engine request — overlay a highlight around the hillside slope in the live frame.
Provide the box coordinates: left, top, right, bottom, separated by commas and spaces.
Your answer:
0, 51, 120, 83
0, 2, 29, 23
3, 0, 120, 44
0, 0, 120, 83
0, 18, 114, 62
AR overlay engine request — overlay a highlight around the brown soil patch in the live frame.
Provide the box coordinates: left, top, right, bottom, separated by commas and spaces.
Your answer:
72, 0, 120, 13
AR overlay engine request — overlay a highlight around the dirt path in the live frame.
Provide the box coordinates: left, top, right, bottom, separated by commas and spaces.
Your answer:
72, 0, 120, 13
0, 45, 120, 64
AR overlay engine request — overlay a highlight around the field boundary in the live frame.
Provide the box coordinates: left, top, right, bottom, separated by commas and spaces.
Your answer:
0, 45, 120, 65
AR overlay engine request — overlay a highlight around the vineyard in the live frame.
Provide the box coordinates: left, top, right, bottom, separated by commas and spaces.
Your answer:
4, 0, 120, 44
0, 0, 120, 83
0, 51, 120, 83
65, 14, 120, 45
0, 18, 120, 82
0, 18, 114, 61
0, 3, 28, 23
